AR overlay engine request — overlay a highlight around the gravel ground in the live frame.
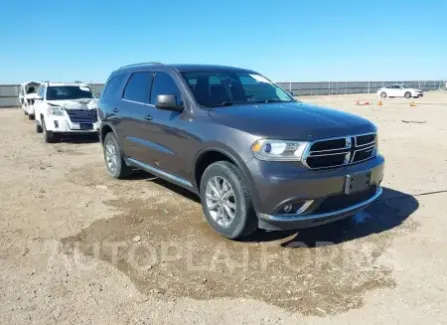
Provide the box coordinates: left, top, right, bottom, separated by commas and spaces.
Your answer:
1, 92, 446, 324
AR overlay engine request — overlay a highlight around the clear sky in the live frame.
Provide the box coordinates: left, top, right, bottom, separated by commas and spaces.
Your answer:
1, 0, 445, 84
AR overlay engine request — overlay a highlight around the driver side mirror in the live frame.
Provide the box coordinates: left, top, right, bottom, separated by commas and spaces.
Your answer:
289, 91, 294, 97
155, 94, 183, 112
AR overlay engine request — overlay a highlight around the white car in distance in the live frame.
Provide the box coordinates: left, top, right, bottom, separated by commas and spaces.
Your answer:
34, 82, 100, 143
377, 85, 423, 99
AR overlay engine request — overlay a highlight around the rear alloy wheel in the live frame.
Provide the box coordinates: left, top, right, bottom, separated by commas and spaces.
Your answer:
103, 132, 133, 179
404, 92, 412, 99
42, 118, 57, 143
200, 161, 257, 239
380, 92, 387, 98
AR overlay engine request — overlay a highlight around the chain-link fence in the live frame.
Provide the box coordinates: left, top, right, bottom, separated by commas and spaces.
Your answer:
1, 80, 445, 107
276, 80, 445, 96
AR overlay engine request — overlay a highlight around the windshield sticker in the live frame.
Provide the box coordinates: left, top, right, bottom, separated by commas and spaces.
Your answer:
250, 74, 271, 83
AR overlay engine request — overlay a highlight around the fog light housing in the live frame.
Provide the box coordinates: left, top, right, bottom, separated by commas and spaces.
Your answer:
277, 200, 315, 215
54, 121, 59, 128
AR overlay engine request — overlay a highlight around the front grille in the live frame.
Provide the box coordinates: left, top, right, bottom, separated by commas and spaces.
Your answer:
310, 138, 348, 151
66, 109, 98, 123
304, 133, 376, 170
356, 134, 375, 146
314, 185, 377, 214
27, 98, 35, 105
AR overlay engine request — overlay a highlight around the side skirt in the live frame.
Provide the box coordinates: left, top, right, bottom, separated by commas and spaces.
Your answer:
125, 157, 198, 194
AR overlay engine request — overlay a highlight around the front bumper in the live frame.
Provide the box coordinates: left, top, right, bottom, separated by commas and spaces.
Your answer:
245, 155, 385, 230
258, 187, 382, 231
45, 115, 99, 133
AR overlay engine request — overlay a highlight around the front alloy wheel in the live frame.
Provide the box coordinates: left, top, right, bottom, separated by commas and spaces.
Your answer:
200, 161, 257, 239
205, 176, 237, 228
42, 118, 57, 143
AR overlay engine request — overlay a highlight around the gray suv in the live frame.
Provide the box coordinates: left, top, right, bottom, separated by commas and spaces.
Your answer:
98, 63, 384, 239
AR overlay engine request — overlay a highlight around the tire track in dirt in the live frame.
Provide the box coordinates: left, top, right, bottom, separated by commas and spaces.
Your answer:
62, 163, 419, 315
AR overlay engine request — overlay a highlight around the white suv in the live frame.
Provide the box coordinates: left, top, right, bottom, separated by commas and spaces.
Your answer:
34, 82, 100, 142
18, 81, 41, 119
377, 85, 423, 99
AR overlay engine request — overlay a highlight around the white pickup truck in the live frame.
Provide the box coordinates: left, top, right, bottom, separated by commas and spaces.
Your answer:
34, 82, 100, 143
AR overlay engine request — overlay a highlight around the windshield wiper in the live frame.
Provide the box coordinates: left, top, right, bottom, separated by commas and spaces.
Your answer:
265, 99, 292, 103
203, 101, 234, 107
252, 99, 293, 104
217, 101, 233, 106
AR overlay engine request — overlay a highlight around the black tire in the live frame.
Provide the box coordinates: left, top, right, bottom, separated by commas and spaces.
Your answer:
42, 118, 57, 143
380, 92, 387, 98
103, 132, 133, 179
199, 161, 257, 239
36, 121, 43, 133
28, 114, 35, 120
404, 92, 411, 99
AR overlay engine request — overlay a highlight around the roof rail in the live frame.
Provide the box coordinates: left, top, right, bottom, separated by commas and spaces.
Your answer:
118, 62, 164, 70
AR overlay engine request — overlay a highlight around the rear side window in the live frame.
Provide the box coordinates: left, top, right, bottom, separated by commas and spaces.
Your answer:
150, 72, 182, 105
123, 72, 153, 103
101, 74, 125, 100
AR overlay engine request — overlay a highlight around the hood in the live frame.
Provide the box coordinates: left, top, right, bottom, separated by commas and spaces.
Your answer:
208, 101, 376, 140
47, 98, 98, 110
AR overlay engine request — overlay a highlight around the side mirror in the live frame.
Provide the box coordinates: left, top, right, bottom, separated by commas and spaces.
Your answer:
155, 94, 183, 112
289, 91, 294, 97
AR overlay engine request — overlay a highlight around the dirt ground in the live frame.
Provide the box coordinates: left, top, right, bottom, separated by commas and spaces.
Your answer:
1, 92, 446, 324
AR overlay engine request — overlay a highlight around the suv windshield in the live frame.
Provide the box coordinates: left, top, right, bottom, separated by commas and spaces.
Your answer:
46, 86, 94, 101
181, 71, 294, 107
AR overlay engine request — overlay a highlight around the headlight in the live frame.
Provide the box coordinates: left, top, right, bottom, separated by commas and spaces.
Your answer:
251, 139, 309, 161
48, 106, 64, 116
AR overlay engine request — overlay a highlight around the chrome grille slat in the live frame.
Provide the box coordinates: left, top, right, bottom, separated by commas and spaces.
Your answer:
355, 139, 376, 147
66, 109, 98, 123
303, 133, 377, 170
308, 152, 349, 158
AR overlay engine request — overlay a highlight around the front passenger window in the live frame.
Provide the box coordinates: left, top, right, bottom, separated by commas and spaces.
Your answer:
150, 72, 182, 105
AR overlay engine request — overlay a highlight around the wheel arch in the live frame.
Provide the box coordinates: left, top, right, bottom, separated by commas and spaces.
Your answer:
100, 122, 117, 144
194, 147, 259, 210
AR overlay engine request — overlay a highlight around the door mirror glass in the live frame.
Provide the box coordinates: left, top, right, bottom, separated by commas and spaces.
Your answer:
155, 94, 183, 112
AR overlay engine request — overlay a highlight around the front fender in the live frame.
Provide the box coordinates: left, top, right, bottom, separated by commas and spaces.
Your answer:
194, 145, 261, 211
